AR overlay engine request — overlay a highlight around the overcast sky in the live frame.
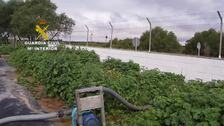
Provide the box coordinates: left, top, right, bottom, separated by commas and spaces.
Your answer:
51, 0, 224, 44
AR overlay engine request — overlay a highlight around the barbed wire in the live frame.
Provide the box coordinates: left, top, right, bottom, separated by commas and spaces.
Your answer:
68, 10, 223, 42
73, 22, 219, 32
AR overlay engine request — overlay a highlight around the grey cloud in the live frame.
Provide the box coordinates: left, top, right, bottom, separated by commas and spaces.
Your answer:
51, 0, 224, 42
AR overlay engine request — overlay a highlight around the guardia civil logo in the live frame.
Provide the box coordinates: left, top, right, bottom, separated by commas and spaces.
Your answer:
35, 19, 49, 41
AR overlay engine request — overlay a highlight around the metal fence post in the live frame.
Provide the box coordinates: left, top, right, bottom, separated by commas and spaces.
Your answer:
217, 11, 223, 59
146, 17, 152, 53
109, 22, 113, 49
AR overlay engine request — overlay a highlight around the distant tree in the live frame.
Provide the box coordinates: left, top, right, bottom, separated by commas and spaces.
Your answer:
10, 0, 56, 40
139, 27, 181, 53
49, 13, 75, 40
0, 0, 6, 41
9, 0, 75, 40
184, 28, 222, 57
112, 38, 133, 49
0, 0, 24, 42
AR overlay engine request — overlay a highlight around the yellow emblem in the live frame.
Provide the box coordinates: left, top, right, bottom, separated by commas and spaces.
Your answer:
35, 20, 49, 41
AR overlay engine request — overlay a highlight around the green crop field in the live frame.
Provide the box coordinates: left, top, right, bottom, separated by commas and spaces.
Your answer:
6, 46, 224, 126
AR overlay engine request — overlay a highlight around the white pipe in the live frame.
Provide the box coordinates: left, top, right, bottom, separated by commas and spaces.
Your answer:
0, 109, 71, 125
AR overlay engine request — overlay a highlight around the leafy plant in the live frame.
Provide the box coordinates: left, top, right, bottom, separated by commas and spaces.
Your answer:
8, 48, 224, 126
103, 58, 140, 74
0, 44, 14, 55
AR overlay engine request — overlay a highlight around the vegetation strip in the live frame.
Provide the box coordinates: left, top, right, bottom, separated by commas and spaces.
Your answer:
4, 47, 223, 125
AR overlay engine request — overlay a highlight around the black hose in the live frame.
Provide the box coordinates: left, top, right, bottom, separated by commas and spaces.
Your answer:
102, 87, 151, 111
0, 87, 151, 124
